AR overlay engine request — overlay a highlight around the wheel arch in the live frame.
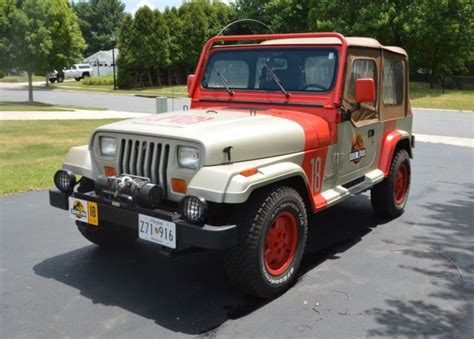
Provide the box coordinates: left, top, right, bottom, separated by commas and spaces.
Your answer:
379, 130, 413, 177
238, 174, 314, 216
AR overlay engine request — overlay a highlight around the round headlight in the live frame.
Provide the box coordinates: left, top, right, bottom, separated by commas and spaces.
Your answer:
100, 136, 117, 156
181, 195, 207, 223
177, 146, 200, 170
54, 169, 77, 194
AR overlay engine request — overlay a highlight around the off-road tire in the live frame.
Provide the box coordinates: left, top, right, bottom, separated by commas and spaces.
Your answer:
49, 78, 56, 83
371, 148, 411, 219
75, 77, 82, 81
225, 186, 308, 299
77, 221, 137, 250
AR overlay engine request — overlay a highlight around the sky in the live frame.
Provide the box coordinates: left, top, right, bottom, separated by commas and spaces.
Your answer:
123, 0, 233, 14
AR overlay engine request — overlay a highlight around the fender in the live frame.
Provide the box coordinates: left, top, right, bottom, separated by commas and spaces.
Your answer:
62, 145, 94, 179
379, 130, 411, 177
186, 154, 309, 204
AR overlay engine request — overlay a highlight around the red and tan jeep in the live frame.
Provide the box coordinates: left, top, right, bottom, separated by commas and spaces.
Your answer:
50, 33, 414, 298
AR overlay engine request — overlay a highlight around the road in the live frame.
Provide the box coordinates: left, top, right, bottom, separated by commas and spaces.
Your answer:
1, 84, 473, 138
1, 85, 473, 338
0, 84, 189, 114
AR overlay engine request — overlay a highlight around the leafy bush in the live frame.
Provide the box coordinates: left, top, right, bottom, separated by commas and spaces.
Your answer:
82, 75, 114, 86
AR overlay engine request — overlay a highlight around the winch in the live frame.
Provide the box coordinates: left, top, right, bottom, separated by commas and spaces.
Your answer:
94, 174, 163, 209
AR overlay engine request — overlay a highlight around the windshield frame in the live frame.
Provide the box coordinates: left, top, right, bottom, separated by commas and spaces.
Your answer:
200, 46, 339, 95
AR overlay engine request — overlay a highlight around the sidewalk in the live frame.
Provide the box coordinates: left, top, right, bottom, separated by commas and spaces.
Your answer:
0, 109, 152, 120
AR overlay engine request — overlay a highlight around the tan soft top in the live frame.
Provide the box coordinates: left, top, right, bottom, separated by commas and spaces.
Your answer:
260, 37, 407, 56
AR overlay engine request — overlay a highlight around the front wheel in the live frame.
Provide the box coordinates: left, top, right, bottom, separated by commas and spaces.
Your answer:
371, 148, 411, 219
225, 186, 308, 299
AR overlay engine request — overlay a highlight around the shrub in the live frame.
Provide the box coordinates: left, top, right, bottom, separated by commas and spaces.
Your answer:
82, 75, 114, 86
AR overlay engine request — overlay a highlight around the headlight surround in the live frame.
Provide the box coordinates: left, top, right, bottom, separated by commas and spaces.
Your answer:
177, 146, 200, 170
100, 136, 117, 156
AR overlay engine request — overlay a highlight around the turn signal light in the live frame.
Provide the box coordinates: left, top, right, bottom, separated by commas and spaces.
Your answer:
104, 166, 117, 177
240, 167, 258, 177
172, 178, 187, 194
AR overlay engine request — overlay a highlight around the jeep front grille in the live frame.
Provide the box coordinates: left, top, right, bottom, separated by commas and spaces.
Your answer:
119, 138, 170, 196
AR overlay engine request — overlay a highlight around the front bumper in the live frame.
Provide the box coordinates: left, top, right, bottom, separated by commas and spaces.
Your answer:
49, 189, 237, 250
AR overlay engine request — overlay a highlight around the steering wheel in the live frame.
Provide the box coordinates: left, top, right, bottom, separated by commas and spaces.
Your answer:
303, 83, 327, 91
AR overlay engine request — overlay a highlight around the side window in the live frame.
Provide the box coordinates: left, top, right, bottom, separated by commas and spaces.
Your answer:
383, 59, 404, 105
349, 59, 376, 101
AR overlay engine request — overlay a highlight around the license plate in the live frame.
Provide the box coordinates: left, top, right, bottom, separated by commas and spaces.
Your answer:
138, 214, 176, 249
68, 197, 99, 226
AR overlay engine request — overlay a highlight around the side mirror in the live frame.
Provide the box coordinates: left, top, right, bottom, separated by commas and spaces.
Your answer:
355, 78, 375, 103
187, 74, 195, 97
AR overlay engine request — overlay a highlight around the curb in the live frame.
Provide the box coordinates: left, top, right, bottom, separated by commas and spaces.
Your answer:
412, 107, 474, 113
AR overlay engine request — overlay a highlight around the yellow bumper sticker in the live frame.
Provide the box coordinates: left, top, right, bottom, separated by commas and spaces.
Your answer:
69, 197, 99, 226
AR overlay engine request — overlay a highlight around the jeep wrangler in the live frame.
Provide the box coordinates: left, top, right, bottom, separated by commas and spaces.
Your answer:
50, 33, 414, 299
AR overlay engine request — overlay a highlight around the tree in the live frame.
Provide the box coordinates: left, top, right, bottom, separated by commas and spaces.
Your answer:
152, 9, 171, 85
116, 13, 135, 88
409, 0, 474, 89
164, 7, 184, 83
0, 0, 19, 75
1, 0, 85, 101
73, 0, 125, 56
308, 0, 474, 88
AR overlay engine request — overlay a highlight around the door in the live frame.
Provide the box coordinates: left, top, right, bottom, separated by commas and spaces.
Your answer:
336, 49, 383, 185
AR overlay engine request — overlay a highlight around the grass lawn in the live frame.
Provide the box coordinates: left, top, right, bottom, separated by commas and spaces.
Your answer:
0, 101, 107, 111
0, 119, 120, 195
410, 82, 474, 111
49, 81, 188, 97
0, 75, 44, 83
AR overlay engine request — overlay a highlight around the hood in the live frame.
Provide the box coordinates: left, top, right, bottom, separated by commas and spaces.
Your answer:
96, 109, 312, 165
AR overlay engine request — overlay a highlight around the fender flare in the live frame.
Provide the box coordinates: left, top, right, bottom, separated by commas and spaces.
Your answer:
379, 130, 412, 177
187, 160, 309, 204
62, 145, 95, 179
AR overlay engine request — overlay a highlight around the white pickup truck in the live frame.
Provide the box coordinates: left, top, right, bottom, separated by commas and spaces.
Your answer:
48, 63, 93, 83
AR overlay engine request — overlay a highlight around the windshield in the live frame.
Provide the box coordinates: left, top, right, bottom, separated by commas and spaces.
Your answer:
202, 48, 338, 93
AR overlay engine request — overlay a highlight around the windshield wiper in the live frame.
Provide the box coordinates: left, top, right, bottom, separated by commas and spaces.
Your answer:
263, 64, 290, 98
215, 70, 234, 96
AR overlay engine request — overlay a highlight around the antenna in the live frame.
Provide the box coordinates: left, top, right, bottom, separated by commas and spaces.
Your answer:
216, 19, 274, 37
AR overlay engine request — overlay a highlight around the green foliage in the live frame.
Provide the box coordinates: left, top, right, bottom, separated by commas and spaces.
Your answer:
0, 0, 85, 101
117, 0, 231, 89
116, 0, 473, 89
82, 75, 114, 85
0, 0, 19, 70
72, 0, 125, 56
307, 0, 474, 86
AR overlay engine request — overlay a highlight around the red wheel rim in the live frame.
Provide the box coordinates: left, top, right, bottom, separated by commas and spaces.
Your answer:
264, 211, 298, 276
394, 162, 409, 205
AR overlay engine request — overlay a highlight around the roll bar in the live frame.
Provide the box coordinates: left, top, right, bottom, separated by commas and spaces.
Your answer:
190, 32, 348, 105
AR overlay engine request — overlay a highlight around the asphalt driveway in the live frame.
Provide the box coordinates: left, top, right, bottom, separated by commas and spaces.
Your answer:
1, 141, 472, 338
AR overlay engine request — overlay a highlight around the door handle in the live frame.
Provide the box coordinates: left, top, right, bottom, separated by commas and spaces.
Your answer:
368, 129, 375, 137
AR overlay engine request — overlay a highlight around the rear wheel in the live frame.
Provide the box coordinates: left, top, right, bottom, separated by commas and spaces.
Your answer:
371, 148, 411, 218
225, 186, 308, 299
77, 221, 137, 250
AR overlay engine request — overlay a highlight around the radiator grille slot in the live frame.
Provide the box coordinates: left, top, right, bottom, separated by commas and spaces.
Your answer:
119, 138, 170, 195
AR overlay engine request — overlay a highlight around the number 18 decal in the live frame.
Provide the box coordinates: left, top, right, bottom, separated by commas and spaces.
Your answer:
310, 156, 322, 193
